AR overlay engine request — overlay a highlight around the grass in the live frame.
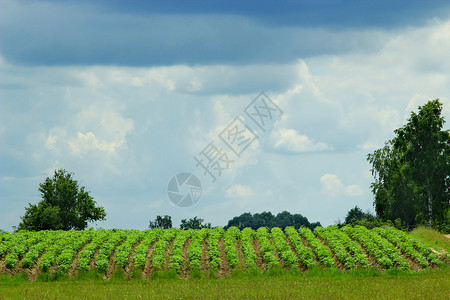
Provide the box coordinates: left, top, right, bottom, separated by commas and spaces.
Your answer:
410, 226, 450, 256
1, 267, 449, 299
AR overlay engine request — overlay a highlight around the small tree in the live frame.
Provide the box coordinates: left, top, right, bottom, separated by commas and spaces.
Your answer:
345, 206, 368, 224
180, 217, 211, 230
149, 215, 172, 229
18, 169, 106, 231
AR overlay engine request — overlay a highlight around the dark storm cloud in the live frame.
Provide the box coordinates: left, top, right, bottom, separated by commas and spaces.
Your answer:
1, 0, 449, 66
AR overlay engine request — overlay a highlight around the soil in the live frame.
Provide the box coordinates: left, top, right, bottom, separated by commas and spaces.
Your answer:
27, 255, 43, 282
268, 237, 285, 269
216, 238, 231, 278
90, 248, 100, 270
124, 239, 143, 279
235, 241, 246, 269
163, 239, 175, 271
68, 241, 90, 278
353, 241, 383, 270
104, 240, 125, 280
200, 239, 210, 275
316, 236, 346, 270
285, 237, 306, 271
251, 239, 266, 271
179, 238, 191, 279
141, 241, 156, 280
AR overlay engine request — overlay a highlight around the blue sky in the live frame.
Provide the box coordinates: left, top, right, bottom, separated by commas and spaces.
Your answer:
1, 0, 450, 231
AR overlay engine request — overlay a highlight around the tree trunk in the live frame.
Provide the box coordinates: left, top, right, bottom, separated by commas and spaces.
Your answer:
426, 189, 433, 228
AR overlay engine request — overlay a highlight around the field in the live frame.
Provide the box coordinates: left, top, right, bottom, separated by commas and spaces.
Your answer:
1, 226, 449, 299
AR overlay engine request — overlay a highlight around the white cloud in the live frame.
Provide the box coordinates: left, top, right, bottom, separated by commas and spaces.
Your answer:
68, 131, 122, 155
226, 184, 253, 198
67, 107, 134, 156
320, 173, 364, 197
272, 128, 333, 153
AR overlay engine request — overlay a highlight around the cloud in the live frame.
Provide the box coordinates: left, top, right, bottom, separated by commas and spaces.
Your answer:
320, 173, 364, 197
226, 184, 253, 198
272, 128, 333, 153
0, 1, 401, 66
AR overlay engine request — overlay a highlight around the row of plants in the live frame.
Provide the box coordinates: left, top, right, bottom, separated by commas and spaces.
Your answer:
284, 227, 316, 268
4, 231, 58, 269
95, 230, 128, 273
223, 226, 240, 269
114, 230, 145, 269
373, 227, 443, 267
1, 227, 446, 277
133, 229, 159, 270
168, 229, 192, 272
321, 226, 369, 267
77, 229, 111, 271
314, 226, 357, 269
342, 225, 409, 269
271, 227, 298, 268
207, 228, 224, 272
151, 228, 178, 270
358, 226, 410, 270
240, 228, 257, 268
256, 227, 279, 269
298, 227, 334, 267
55, 231, 95, 272
188, 228, 209, 272
38, 231, 92, 272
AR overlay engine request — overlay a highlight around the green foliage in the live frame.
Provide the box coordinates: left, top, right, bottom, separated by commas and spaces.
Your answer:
18, 169, 106, 231
367, 99, 450, 230
224, 211, 321, 230
0, 227, 447, 282
149, 215, 172, 229
298, 227, 334, 267
180, 216, 211, 230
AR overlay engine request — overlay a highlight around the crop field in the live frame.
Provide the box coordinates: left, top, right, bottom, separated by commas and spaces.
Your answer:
0, 226, 447, 282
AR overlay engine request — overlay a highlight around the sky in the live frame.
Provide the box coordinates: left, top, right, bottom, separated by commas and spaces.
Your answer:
1, 0, 450, 231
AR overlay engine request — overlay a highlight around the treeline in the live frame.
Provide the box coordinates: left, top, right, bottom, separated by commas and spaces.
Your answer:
148, 211, 321, 230
223, 211, 321, 230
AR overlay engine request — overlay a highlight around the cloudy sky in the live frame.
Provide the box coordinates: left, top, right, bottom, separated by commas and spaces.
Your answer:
1, 0, 450, 231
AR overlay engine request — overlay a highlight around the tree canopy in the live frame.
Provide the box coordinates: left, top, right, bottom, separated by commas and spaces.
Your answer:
149, 215, 172, 229
367, 99, 449, 230
224, 211, 321, 230
180, 217, 211, 230
18, 169, 106, 231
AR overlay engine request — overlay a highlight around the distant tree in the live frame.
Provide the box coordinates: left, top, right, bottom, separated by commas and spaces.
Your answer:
149, 215, 172, 229
18, 169, 106, 231
180, 217, 211, 230
345, 206, 369, 224
224, 211, 320, 230
368, 99, 449, 230
252, 211, 275, 228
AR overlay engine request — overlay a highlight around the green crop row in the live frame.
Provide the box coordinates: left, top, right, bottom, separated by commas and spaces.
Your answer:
298, 227, 334, 267
0, 227, 446, 278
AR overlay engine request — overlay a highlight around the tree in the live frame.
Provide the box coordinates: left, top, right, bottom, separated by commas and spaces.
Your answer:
180, 217, 211, 230
368, 99, 450, 230
149, 215, 172, 229
345, 206, 369, 224
224, 211, 321, 230
18, 169, 106, 231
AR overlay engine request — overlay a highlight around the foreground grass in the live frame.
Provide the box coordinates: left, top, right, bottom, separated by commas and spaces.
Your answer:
410, 226, 450, 257
1, 267, 449, 299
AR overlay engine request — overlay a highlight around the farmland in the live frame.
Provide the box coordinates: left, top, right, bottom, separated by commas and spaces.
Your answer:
0, 226, 447, 282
